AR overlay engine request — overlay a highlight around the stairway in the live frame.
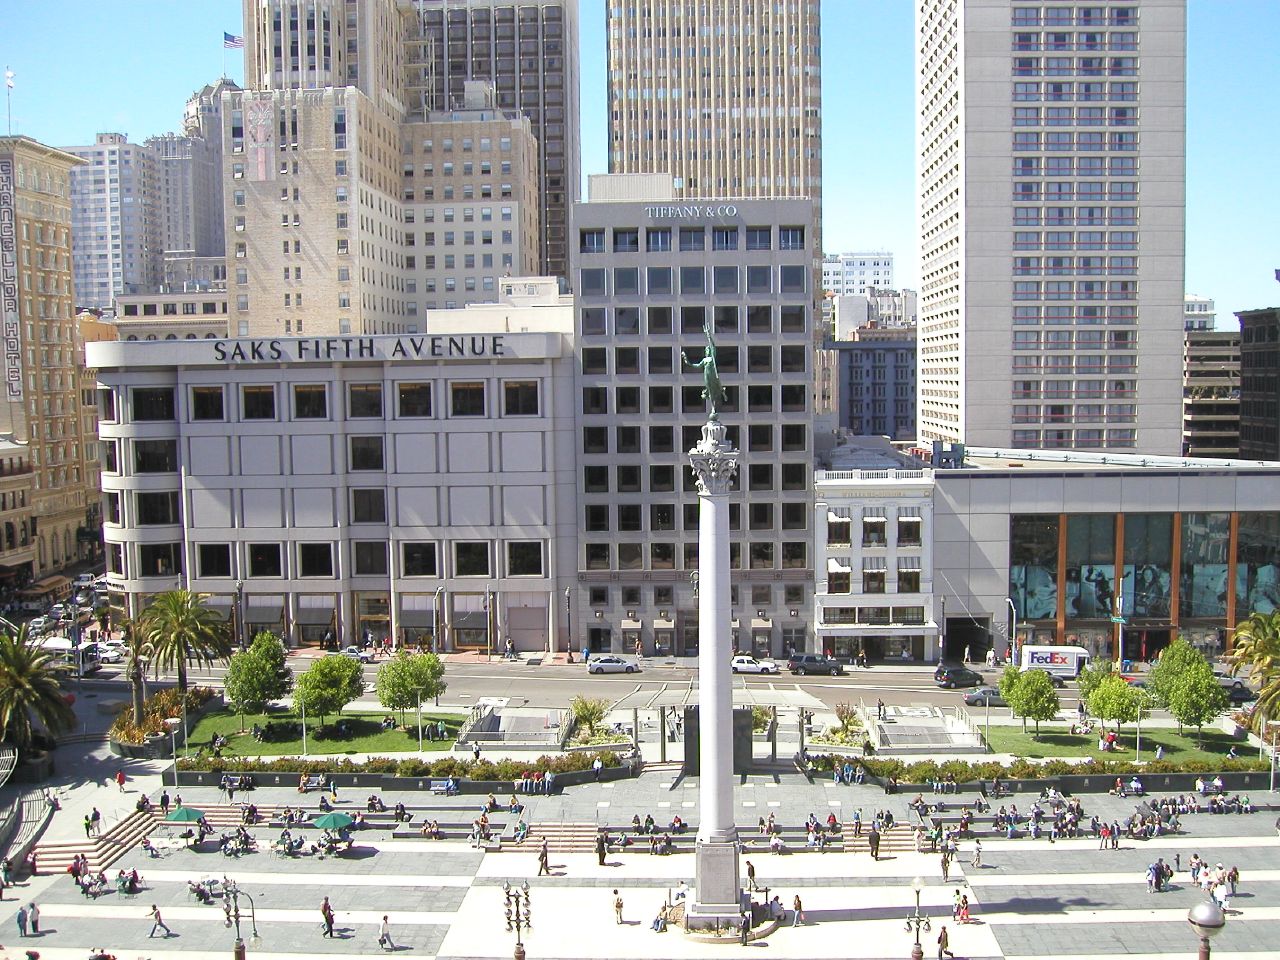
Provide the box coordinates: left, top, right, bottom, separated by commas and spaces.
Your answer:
842, 822, 917, 854
517, 821, 598, 853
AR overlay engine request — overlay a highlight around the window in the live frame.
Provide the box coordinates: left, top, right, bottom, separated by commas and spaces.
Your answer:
579, 229, 605, 253
779, 227, 805, 250
582, 388, 607, 415
349, 436, 384, 471
198, 543, 231, 578
780, 306, 806, 333
348, 383, 383, 418
98, 388, 116, 422
352, 541, 388, 576
647, 306, 673, 334
351, 489, 387, 524
293, 384, 327, 419
397, 382, 432, 417
646, 228, 671, 252
190, 386, 224, 421
679, 228, 705, 251
298, 543, 334, 578
242, 385, 276, 420
680, 266, 705, 295
614, 267, 639, 296
647, 267, 672, 295
136, 491, 180, 525
745, 227, 771, 251
508, 541, 543, 576
455, 542, 490, 576
403, 542, 438, 577
780, 265, 806, 293
138, 543, 182, 577
747, 265, 771, 293
132, 388, 175, 421
580, 269, 606, 296
582, 348, 607, 374
712, 266, 738, 294
581, 308, 606, 335
451, 382, 485, 416
504, 380, 539, 416
248, 543, 282, 577
134, 439, 177, 473
612, 228, 639, 252
712, 227, 738, 250
102, 439, 119, 473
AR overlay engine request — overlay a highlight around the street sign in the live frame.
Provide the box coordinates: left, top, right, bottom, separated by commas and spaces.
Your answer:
1110, 616, 1126, 624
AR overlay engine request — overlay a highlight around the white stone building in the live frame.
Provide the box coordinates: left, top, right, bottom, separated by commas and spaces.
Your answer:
821, 252, 895, 297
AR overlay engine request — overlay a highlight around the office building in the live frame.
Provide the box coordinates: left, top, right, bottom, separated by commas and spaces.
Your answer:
915, 0, 1186, 453
822, 252, 895, 296
65, 133, 165, 309
571, 176, 816, 658
405, 0, 581, 281
1182, 327, 1239, 457
607, 1, 822, 254
1238, 306, 1280, 461
1184, 293, 1215, 331
826, 327, 918, 441
0, 137, 100, 576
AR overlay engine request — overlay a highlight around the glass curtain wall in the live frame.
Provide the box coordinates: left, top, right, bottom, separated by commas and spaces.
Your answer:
1236, 513, 1280, 616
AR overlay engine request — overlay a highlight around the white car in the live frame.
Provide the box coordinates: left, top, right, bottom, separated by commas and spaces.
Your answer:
98, 643, 125, 664
27, 616, 50, 635
340, 645, 373, 664
587, 654, 638, 675
73, 574, 96, 589
730, 655, 779, 675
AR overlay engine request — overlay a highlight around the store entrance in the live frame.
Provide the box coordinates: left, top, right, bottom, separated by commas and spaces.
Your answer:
943, 618, 990, 664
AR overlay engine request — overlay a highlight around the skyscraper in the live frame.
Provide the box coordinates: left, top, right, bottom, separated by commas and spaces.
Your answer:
607, 1, 822, 251
915, 0, 1186, 453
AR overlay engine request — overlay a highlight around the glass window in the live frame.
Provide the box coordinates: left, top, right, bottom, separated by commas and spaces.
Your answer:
248, 543, 282, 577
680, 266, 705, 295
349, 436, 384, 471
712, 266, 738, 294
712, 227, 738, 250
1236, 513, 1280, 618
135, 491, 180, 525
455, 541, 490, 576
190, 386, 224, 421
612, 228, 639, 252
779, 227, 805, 250
747, 265, 771, 293
298, 543, 334, 577
646, 228, 671, 252
348, 383, 383, 418
351, 489, 387, 523
293, 384, 327, 419
98, 388, 116, 422
647, 267, 672, 295
242, 385, 276, 420
614, 267, 639, 295
580, 269, 606, 296
132, 388, 176, 422
504, 380, 539, 416
1065, 514, 1116, 618
397, 383, 432, 417
1121, 514, 1173, 618
647, 306, 673, 334
1010, 514, 1059, 621
581, 307, 606, 335
138, 543, 183, 577
745, 227, 771, 251
780, 265, 807, 293
579, 229, 605, 253
403, 542, 438, 577
679, 227, 705, 251
508, 541, 543, 576
198, 543, 231, 578
354, 541, 389, 576
1179, 513, 1230, 619
134, 439, 177, 473
450, 381, 485, 416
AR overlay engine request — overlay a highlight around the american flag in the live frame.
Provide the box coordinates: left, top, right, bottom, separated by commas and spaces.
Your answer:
224, 32, 245, 49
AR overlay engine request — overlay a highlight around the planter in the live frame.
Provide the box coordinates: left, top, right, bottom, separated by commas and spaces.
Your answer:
13, 753, 54, 784
565, 740, 630, 753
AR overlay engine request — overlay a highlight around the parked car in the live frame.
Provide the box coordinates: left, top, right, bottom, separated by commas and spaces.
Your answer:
787, 653, 845, 676
27, 615, 50, 635
963, 686, 1007, 707
730, 655, 779, 675
97, 642, 125, 664
934, 664, 984, 689
587, 654, 638, 675
73, 574, 96, 589
49, 603, 70, 621
340, 645, 372, 663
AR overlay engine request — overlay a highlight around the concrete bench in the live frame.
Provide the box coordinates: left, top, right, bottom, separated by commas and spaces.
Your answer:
429, 780, 459, 796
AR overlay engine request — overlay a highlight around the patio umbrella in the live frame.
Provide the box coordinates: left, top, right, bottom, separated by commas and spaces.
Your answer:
165, 806, 206, 823
312, 812, 354, 831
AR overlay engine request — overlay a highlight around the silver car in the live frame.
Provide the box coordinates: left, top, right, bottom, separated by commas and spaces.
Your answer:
587, 654, 638, 675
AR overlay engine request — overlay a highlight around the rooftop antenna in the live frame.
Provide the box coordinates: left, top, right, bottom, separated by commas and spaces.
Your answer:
4, 67, 13, 135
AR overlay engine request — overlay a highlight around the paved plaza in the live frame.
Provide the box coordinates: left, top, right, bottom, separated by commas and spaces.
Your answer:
2, 750, 1278, 960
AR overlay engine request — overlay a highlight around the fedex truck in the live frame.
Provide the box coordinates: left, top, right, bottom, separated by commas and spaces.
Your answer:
1019, 644, 1090, 680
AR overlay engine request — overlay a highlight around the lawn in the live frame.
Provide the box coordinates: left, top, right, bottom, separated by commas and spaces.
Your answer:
185, 707, 464, 757
982, 724, 1245, 764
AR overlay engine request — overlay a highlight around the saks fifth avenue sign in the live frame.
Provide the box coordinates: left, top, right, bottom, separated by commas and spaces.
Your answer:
643, 204, 739, 219
212, 334, 506, 363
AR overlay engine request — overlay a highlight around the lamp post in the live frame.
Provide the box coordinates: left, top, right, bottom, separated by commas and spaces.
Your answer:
235, 580, 246, 651
223, 879, 262, 960
904, 875, 929, 960
299, 696, 308, 757
1187, 899, 1226, 960
414, 686, 426, 752
502, 881, 531, 960
433, 586, 444, 655
1005, 597, 1018, 663
564, 586, 571, 662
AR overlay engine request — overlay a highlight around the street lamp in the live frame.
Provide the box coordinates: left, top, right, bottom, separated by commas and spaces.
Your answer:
502, 881, 531, 960
564, 586, 571, 661
433, 586, 445, 655
904, 875, 930, 960
223, 879, 262, 960
1005, 597, 1018, 662
413, 686, 427, 752
298, 696, 308, 757
1187, 899, 1226, 960
235, 580, 247, 652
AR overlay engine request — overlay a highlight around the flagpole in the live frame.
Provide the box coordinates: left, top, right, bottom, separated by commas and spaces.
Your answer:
4, 67, 12, 136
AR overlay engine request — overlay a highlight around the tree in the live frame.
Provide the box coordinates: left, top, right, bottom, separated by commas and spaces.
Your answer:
137, 591, 232, 693
1087, 674, 1142, 733
0, 628, 76, 757
249, 632, 291, 700
375, 652, 447, 724
294, 655, 364, 725
1145, 638, 1209, 709
998, 665, 1026, 730
1230, 610, 1280, 732
117, 615, 151, 727
1077, 658, 1119, 703
1166, 664, 1228, 745
1017, 669, 1061, 739
569, 696, 610, 739
224, 650, 279, 730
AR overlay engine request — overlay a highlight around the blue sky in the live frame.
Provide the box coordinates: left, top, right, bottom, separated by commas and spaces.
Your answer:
4, 0, 1277, 323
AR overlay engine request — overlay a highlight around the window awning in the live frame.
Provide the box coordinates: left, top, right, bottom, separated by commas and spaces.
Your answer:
897, 556, 922, 571
453, 612, 488, 630
827, 558, 852, 574
826, 510, 851, 523
863, 556, 887, 572
245, 599, 284, 622
898, 507, 922, 519
202, 597, 233, 621
295, 605, 335, 626
399, 608, 434, 628
862, 509, 886, 521
621, 619, 643, 631
653, 618, 675, 629
751, 618, 772, 629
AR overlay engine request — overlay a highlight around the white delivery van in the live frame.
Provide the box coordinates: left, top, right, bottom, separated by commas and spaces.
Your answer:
1020, 644, 1090, 680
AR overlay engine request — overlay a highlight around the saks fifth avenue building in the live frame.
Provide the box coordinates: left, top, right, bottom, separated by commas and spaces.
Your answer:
87, 280, 578, 653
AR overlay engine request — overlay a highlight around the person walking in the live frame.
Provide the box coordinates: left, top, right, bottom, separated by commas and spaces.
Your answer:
937, 924, 954, 959
83, 814, 93, 839
792, 895, 804, 926
613, 889, 624, 924
596, 832, 607, 866
115, 770, 126, 792
958, 894, 971, 924
90, 807, 101, 837
972, 839, 982, 868
148, 904, 171, 938
160, 791, 171, 817
537, 838, 550, 876
952, 889, 963, 920
868, 824, 881, 861
941, 850, 951, 882
746, 860, 758, 892
378, 915, 394, 950
1227, 865, 1240, 897
320, 896, 335, 937
27, 902, 38, 934
15, 903, 27, 937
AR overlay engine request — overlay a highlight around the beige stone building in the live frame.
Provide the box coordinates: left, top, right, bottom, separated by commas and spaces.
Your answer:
0, 137, 99, 577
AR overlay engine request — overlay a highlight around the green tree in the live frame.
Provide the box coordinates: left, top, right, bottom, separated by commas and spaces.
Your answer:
224, 649, 278, 730
0, 628, 76, 757
569, 696, 610, 738
1017, 669, 1062, 739
1077, 658, 1118, 703
1230, 610, 1280, 732
998, 665, 1026, 730
1166, 664, 1228, 744
118, 615, 152, 727
1086, 674, 1142, 733
137, 590, 232, 693
249, 632, 291, 699
294, 654, 364, 725
1145, 638, 1209, 709
375, 651, 447, 724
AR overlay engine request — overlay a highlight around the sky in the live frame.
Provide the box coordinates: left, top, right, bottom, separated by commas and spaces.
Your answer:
3, 0, 1277, 324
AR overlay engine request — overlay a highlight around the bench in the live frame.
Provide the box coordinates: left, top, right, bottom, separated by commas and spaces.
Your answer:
298, 776, 325, 793
430, 780, 459, 796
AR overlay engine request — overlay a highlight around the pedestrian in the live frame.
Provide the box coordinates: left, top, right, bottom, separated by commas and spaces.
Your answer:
958, 894, 970, 924
876, 698, 886, 721
868, 824, 881, 861
473, 743, 482, 762
1227, 865, 1239, 897
16, 903, 27, 937
937, 924, 954, 959
378, 915, 394, 950
940, 851, 950, 882
596, 832, 607, 866
592, 756, 604, 781
972, 839, 982, 868
852, 809, 862, 837
321, 897, 335, 937
614, 889, 624, 924
792, 895, 804, 926
148, 904, 171, 938
83, 814, 93, 839
537, 838, 550, 876
160, 791, 171, 816
328, 777, 338, 802
952, 888, 962, 920
746, 860, 757, 892
90, 807, 101, 837
115, 770, 126, 792
27, 902, 38, 934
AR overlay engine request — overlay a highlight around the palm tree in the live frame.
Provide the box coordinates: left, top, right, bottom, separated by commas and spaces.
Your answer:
1229, 610, 1280, 731
0, 628, 76, 755
118, 614, 155, 727
137, 590, 232, 693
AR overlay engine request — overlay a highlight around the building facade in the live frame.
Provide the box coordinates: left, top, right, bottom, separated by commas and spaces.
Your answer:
821, 252, 895, 296
915, 0, 1186, 453
571, 180, 816, 658
89, 280, 576, 651
1182, 328, 1240, 458
1184, 293, 1215, 331
607, 0, 822, 255
1238, 306, 1280, 461
827, 329, 918, 441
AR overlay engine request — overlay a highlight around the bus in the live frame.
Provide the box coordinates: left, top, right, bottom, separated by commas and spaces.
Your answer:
38, 637, 103, 677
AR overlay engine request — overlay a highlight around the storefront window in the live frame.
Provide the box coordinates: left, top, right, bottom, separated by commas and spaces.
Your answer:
1065, 514, 1115, 619
1009, 514, 1059, 621
1180, 513, 1231, 619
1121, 513, 1172, 618
1236, 512, 1280, 616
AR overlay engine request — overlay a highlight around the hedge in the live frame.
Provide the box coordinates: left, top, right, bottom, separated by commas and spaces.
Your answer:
809, 754, 1270, 783
175, 749, 623, 781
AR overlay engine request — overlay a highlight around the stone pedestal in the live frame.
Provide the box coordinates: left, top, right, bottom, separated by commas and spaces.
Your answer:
687, 419, 741, 926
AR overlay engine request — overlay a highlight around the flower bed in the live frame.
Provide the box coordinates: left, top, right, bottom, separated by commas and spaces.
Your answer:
175, 749, 624, 780
808, 754, 1270, 783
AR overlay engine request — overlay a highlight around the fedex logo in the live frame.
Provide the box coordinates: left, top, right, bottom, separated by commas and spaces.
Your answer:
1029, 651, 1069, 666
